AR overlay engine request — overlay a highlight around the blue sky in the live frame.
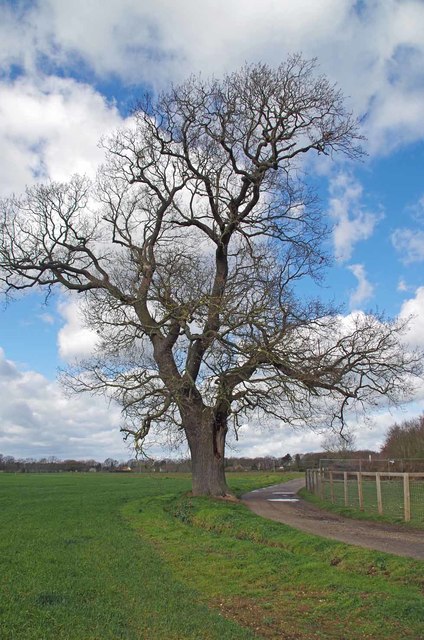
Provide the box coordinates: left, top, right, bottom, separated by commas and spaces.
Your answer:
1, 0, 424, 461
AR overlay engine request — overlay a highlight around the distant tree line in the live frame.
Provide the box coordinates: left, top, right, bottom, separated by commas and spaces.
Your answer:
1, 415, 422, 473
0, 451, 390, 473
0, 455, 102, 473
0, 455, 194, 474
0, 454, 294, 473
0, 453, 310, 473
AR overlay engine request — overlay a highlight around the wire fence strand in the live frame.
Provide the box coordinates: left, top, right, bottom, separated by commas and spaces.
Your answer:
306, 469, 424, 524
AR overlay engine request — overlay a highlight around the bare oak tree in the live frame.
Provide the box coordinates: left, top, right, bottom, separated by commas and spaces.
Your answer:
1, 56, 421, 495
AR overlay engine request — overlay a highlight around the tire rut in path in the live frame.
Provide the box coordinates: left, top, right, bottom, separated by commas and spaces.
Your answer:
242, 478, 424, 560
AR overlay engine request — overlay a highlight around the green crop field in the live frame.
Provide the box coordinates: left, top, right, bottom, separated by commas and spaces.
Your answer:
1, 472, 423, 639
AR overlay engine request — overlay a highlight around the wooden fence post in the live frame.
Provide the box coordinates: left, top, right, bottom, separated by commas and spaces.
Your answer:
329, 471, 334, 503
403, 473, 411, 522
320, 469, 324, 500
376, 472, 383, 515
357, 472, 364, 511
306, 469, 420, 522
344, 472, 348, 506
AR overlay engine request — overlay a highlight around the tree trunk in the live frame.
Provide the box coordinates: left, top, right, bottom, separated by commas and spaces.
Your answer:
185, 409, 230, 497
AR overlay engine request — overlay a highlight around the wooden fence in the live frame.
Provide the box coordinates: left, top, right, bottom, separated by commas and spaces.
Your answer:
305, 469, 424, 523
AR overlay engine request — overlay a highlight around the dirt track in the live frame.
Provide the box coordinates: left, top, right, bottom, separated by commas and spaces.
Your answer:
242, 478, 424, 560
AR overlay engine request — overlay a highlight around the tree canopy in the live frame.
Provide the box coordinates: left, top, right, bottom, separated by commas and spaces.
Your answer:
381, 415, 424, 460
1, 56, 421, 495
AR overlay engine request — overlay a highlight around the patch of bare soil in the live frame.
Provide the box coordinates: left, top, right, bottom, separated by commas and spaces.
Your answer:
211, 590, 373, 640
211, 595, 311, 640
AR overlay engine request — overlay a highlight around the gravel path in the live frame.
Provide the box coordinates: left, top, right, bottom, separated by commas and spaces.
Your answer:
242, 478, 424, 560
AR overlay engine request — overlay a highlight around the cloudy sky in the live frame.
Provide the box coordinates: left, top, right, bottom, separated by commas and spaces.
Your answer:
1, 0, 424, 462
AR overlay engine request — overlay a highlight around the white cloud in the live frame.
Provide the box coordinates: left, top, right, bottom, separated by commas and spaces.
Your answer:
0, 76, 125, 195
391, 228, 424, 264
348, 263, 374, 309
391, 193, 424, 263
408, 194, 424, 223
329, 174, 382, 262
359, 402, 424, 451
38, 312, 56, 325
397, 279, 410, 292
0, 0, 354, 87
1, 0, 424, 154
225, 405, 424, 457
57, 298, 98, 362
0, 347, 127, 460
227, 422, 324, 458
391, 194, 424, 263
399, 286, 424, 348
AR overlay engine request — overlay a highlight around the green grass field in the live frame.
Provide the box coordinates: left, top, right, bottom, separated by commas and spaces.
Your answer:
1, 472, 423, 639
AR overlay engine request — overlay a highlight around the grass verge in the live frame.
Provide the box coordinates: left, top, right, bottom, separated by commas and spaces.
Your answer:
124, 474, 424, 640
